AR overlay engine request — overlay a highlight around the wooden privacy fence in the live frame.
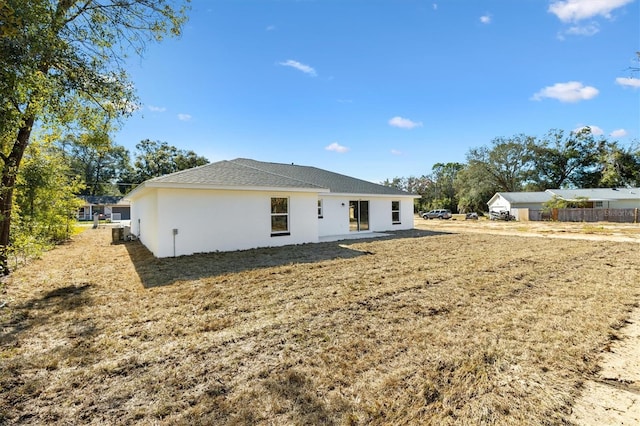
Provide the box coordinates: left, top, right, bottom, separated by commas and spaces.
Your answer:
527, 208, 639, 223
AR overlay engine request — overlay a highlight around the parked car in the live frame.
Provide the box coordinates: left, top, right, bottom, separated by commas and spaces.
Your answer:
422, 209, 452, 219
465, 212, 479, 220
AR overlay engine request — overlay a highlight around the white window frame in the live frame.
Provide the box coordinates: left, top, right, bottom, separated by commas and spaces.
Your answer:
317, 199, 323, 219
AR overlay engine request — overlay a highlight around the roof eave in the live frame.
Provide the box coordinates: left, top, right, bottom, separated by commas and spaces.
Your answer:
128, 181, 329, 194
323, 191, 420, 198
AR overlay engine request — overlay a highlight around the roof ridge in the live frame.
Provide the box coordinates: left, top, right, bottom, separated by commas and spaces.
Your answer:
230, 159, 326, 189
147, 160, 224, 182
234, 158, 394, 189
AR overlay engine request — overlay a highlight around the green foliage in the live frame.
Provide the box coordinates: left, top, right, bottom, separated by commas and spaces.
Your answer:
11, 138, 84, 267
124, 139, 209, 189
543, 195, 570, 211
0, 0, 190, 273
543, 195, 589, 212
60, 129, 133, 196
599, 141, 640, 188
454, 164, 496, 213
529, 128, 600, 190
383, 164, 462, 212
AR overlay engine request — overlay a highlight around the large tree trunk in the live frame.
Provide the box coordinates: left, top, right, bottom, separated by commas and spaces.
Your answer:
0, 116, 35, 275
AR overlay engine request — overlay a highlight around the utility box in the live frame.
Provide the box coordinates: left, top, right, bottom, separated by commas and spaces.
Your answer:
123, 226, 131, 240
111, 227, 124, 243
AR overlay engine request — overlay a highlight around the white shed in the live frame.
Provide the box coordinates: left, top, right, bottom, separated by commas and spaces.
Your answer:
126, 158, 418, 257
487, 191, 552, 212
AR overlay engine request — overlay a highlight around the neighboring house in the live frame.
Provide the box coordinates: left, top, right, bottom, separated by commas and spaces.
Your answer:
487, 191, 553, 213
125, 158, 419, 258
546, 188, 640, 209
488, 187, 640, 220
78, 195, 131, 221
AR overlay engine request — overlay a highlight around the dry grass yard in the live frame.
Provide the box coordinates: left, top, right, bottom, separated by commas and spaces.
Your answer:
1, 220, 639, 425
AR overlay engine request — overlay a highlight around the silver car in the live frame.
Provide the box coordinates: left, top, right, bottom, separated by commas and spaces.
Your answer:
422, 209, 452, 219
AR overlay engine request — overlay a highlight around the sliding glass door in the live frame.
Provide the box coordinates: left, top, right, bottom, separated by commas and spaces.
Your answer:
349, 200, 369, 232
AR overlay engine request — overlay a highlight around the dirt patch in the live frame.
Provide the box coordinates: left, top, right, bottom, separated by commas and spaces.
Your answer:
414, 215, 640, 243
1, 223, 639, 424
569, 308, 640, 425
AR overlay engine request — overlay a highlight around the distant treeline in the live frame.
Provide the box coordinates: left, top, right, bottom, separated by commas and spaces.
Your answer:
382, 128, 640, 213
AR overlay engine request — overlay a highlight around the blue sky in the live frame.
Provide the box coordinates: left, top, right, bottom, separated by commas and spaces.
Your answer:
116, 0, 640, 183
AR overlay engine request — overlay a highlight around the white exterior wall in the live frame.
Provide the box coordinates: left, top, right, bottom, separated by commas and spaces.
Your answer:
146, 188, 319, 258
604, 200, 640, 209
318, 196, 350, 237
130, 189, 159, 255
319, 195, 415, 237
488, 194, 511, 212
368, 197, 414, 231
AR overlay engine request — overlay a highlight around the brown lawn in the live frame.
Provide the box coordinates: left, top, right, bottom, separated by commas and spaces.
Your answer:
1, 221, 639, 425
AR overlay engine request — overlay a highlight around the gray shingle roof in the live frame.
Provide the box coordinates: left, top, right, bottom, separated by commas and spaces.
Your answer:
79, 195, 125, 205
232, 158, 412, 196
147, 160, 325, 190
499, 192, 553, 203
143, 158, 413, 196
547, 188, 640, 201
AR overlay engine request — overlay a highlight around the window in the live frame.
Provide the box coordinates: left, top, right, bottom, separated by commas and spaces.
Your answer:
317, 199, 323, 218
595, 201, 603, 208
271, 197, 289, 236
392, 201, 401, 224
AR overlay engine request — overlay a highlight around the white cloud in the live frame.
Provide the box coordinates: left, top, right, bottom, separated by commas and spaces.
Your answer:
548, 0, 634, 22
565, 22, 600, 36
148, 105, 167, 112
610, 129, 628, 138
279, 59, 317, 77
433, 3, 438, 10
388, 116, 423, 129
574, 125, 604, 135
616, 77, 640, 88
177, 113, 192, 121
391, 149, 403, 155
266, 25, 276, 31
531, 81, 599, 102
480, 14, 491, 24
325, 142, 349, 153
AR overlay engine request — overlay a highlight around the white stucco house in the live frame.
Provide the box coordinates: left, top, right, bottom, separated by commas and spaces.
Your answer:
77, 195, 131, 221
125, 158, 419, 258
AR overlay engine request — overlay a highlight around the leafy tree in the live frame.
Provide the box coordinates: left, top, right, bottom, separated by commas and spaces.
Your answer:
454, 135, 535, 212
598, 141, 640, 188
543, 195, 589, 213
0, 0, 189, 274
12, 138, 84, 268
528, 128, 601, 190
128, 139, 209, 185
427, 162, 463, 212
60, 131, 133, 196
381, 177, 406, 191
465, 135, 536, 192
453, 162, 496, 213
382, 175, 438, 212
